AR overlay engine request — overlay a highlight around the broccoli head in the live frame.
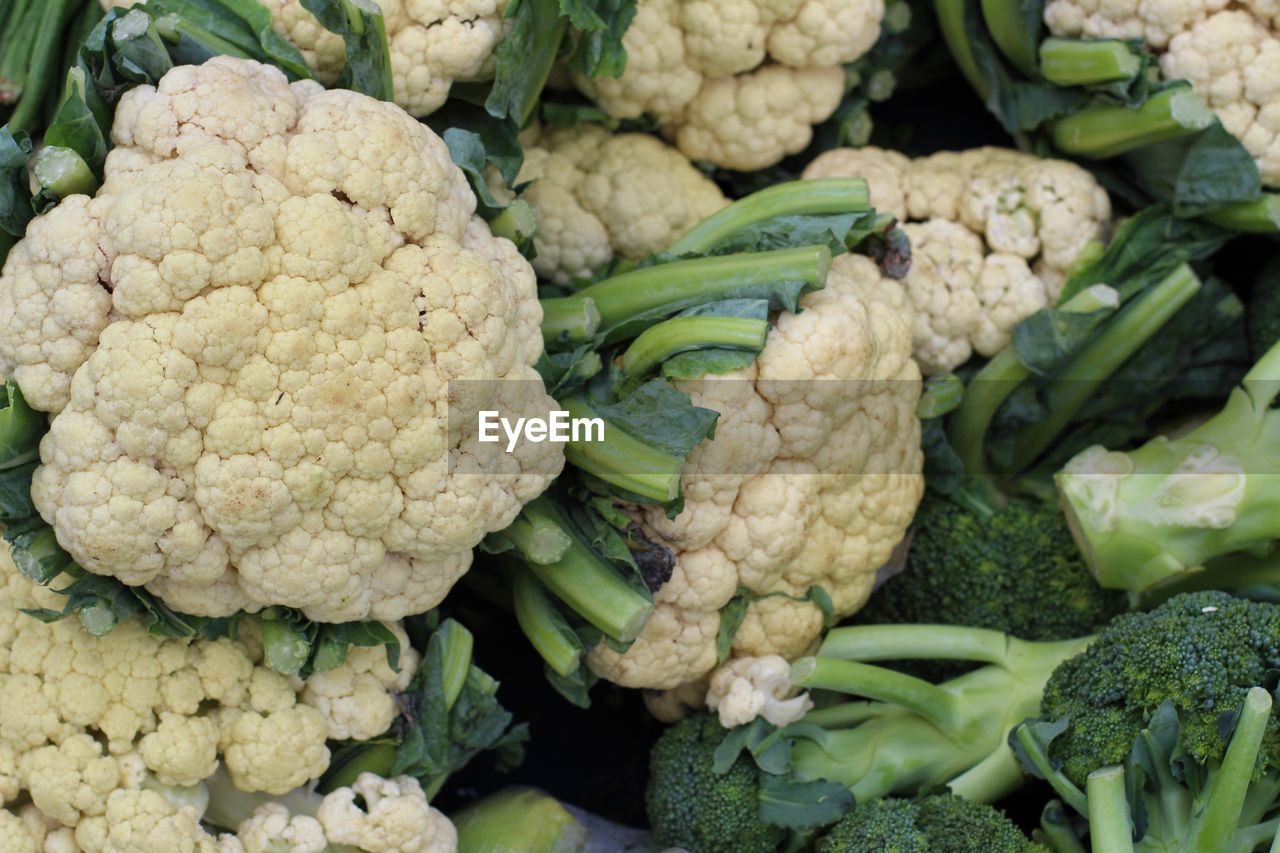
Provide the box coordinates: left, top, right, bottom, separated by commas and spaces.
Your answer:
855, 495, 1124, 679
646, 715, 786, 853
816, 794, 1045, 852
1039, 591, 1280, 787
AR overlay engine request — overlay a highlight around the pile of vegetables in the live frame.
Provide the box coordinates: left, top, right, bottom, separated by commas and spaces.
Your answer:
0, 0, 1277, 850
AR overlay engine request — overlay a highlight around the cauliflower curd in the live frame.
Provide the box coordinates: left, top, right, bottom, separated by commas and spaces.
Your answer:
571, 0, 886, 171
804, 146, 1112, 374
0, 57, 563, 623
587, 253, 925, 690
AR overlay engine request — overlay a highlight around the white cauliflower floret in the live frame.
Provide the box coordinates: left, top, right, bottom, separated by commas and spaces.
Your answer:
512, 124, 728, 284
572, 0, 884, 170
299, 623, 419, 741
803, 146, 1111, 373
316, 773, 457, 853
0, 57, 563, 622
588, 253, 924, 690
236, 803, 328, 853
100, 0, 510, 119
74, 789, 222, 853
705, 655, 813, 727
1044, 0, 1280, 187
0, 538, 419, 845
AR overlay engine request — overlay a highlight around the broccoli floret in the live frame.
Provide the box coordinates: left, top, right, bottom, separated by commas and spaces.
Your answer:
817, 794, 1044, 852
855, 495, 1124, 680
1247, 257, 1280, 358
646, 715, 786, 853
1038, 592, 1280, 787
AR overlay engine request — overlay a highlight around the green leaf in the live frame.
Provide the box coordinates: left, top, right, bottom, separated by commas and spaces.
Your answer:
486, 0, 569, 125
564, 0, 635, 78
588, 378, 718, 460
0, 128, 34, 240
757, 774, 855, 830
300, 0, 393, 99
1118, 123, 1262, 217
717, 588, 752, 664
0, 384, 44, 470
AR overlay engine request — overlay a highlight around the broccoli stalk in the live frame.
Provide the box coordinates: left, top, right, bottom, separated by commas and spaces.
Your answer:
1057, 337, 1280, 595
787, 624, 1093, 803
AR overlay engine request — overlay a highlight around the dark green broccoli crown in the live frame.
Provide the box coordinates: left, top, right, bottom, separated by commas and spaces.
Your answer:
1247, 257, 1280, 359
817, 794, 1041, 852
1041, 592, 1280, 787
855, 495, 1124, 680
645, 715, 785, 853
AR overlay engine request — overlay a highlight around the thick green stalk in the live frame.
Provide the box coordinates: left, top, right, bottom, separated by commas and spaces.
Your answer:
543, 245, 831, 341
453, 789, 586, 853
917, 373, 964, 419
790, 657, 963, 730
559, 393, 684, 503
619, 316, 768, 378
799, 701, 897, 728
541, 297, 600, 346
665, 179, 870, 256
949, 349, 1030, 478
1186, 688, 1273, 853
5, 0, 79, 133
980, 0, 1039, 75
1087, 766, 1136, 853
1038, 801, 1089, 853
511, 568, 582, 677
933, 0, 989, 99
1201, 194, 1280, 233
1039, 38, 1142, 86
946, 746, 1025, 803
517, 500, 654, 644
817, 623, 1013, 666
434, 619, 474, 710
486, 199, 537, 245
504, 500, 573, 565
1050, 86, 1215, 159
1011, 264, 1201, 472
0, 0, 37, 105
30, 146, 98, 201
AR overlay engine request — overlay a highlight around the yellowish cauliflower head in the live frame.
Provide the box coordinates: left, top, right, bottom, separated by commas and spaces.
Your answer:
0, 57, 563, 623
100, 0, 509, 119
572, 0, 884, 170
315, 773, 457, 852
0, 537, 418, 840
1043, 0, 1280, 187
512, 124, 728, 284
803, 146, 1112, 374
587, 253, 924, 690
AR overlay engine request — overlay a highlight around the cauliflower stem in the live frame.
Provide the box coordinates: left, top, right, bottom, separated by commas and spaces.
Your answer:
1057, 337, 1280, 595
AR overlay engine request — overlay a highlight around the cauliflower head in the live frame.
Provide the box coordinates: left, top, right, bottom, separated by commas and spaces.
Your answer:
0, 539, 419, 820
803, 146, 1112, 374
512, 124, 728, 284
571, 0, 884, 170
100, 0, 510, 119
1043, 0, 1280, 186
587, 253, 924, 689
0, 57, 564, 622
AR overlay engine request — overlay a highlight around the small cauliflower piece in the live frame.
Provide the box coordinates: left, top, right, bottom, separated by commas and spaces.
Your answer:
572, 0, 884, 170
0, 807, 43, 853
317, 773, 457, 853
299, 623, 419, 741
0, 57, 563, 622
237, 803, 328, 853
511, 124, 728, 284
803, 146, 1111, 373
705, 655, 814, 728
588, 253, 924, 690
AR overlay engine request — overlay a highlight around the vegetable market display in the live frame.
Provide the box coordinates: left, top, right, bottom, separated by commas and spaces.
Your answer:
0, 0, 1277, 851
